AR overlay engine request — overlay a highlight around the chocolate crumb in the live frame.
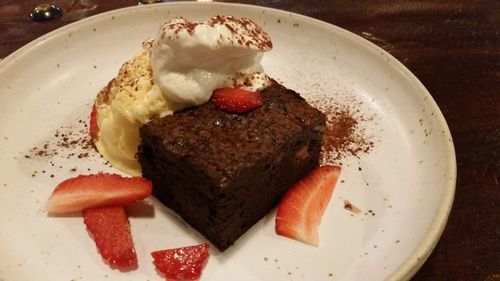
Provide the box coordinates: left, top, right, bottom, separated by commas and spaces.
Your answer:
344, 200, 362, 214
25, 119, 97, 161
23, 117, 99, 178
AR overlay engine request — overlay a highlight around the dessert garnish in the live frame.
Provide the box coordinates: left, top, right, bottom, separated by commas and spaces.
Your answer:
275, 165, 341, 246
211, 88, 263, 113
89, 104, 98, 140
46, 173, 153, 270
149, 16, 272, 109
46, 173, 152, 214
93, 16, 273, 175
83, 205, 138, 269
151, 243, 210, 281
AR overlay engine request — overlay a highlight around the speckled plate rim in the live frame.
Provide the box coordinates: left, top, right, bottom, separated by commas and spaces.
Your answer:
0, 2, 456, 280
280, 12, 457, 280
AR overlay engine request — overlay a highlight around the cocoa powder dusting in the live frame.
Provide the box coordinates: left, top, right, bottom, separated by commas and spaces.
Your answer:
26, 122, 95, 160
308, 93, 375, 165
24, 117, 100, 175
321, 106, 374, 163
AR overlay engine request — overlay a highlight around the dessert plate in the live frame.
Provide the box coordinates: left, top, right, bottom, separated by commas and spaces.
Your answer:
0, 3, 455, 281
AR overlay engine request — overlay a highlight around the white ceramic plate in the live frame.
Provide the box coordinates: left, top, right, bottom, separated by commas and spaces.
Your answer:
0, 3, 456, 281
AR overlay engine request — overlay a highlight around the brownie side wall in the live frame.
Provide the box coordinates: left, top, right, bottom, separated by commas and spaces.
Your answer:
138, 132, 219, 236
138, 119, 324, 251
211, 126, 323, 250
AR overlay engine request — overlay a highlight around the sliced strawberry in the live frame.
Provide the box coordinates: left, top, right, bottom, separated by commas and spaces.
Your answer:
212, 88, 263, 113
275, 165, 341, 246
89, 103, 99, 140
83, 205, 138, 269
151, 243, 210, 281
46, 173, 152, 214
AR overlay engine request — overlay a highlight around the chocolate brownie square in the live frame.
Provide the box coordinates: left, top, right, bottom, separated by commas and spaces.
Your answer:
138, 81, 325, 251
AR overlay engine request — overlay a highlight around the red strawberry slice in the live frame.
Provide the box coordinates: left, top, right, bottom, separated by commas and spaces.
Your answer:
212, 88, 263, 113
83, 205, 138, 269
46, 173, 152, 214
151, 243, 210, 281
275, 165, 341, 246
89, 103, 99, 140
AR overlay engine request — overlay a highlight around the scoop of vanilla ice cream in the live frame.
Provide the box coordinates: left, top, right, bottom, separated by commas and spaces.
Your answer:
95, 50, 176, 175
94, 16, 273, 176
149, 16, 273, 109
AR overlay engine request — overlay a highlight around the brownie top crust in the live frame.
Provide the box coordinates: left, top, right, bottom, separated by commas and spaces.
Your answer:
139, 81, 325, 191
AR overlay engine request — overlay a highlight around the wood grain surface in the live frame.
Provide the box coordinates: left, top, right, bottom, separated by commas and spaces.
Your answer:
1, 1, 498, 280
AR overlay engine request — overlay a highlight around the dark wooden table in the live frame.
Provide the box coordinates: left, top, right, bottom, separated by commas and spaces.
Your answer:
1, 1, 498, 280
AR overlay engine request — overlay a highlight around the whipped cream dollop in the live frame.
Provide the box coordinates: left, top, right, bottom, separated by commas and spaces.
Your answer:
149, 16, 273, 110
94, 16, 273, 176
